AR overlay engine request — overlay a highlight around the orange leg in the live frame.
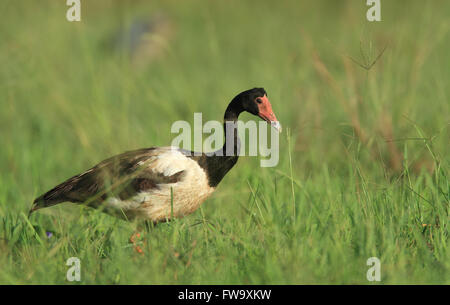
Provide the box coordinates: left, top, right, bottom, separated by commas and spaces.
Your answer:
129, 232, 145, 254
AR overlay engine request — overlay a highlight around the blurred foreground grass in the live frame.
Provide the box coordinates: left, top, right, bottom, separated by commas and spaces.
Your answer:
0, 0, 448, 284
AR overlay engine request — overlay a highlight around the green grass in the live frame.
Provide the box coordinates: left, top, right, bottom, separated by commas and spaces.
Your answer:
0, 0, 448, 284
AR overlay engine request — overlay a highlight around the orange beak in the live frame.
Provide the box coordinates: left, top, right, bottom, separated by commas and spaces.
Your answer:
257, 95, 282, 132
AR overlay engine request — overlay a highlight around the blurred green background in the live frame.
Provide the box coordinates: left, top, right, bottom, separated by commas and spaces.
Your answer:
0, 0, 448, 284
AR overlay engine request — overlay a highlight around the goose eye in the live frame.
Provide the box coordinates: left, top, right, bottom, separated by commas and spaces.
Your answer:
256, 98, 262, 104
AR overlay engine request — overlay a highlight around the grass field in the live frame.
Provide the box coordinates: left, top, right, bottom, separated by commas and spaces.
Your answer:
0, 0, 448, 284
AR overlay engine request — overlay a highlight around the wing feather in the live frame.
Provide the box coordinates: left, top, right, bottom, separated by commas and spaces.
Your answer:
31, 147, 187, 212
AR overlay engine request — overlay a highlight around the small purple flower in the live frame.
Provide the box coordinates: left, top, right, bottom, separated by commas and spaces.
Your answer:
46, 231, 53, 238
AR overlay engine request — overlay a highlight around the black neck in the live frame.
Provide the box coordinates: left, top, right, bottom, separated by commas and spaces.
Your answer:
194, 98, 244, 187
222, 98, 243, 157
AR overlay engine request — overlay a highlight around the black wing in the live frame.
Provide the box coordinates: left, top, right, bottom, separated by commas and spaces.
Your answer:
31, 147, 185, 212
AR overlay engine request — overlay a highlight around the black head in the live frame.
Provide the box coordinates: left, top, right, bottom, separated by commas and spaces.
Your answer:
227, 87, 281, 132
234, 88, 267, 115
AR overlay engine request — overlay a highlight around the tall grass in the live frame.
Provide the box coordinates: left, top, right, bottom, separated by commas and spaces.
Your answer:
0, 0, 448, 284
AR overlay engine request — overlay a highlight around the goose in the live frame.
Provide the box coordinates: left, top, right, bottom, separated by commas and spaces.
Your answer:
30, 88, 281, 223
